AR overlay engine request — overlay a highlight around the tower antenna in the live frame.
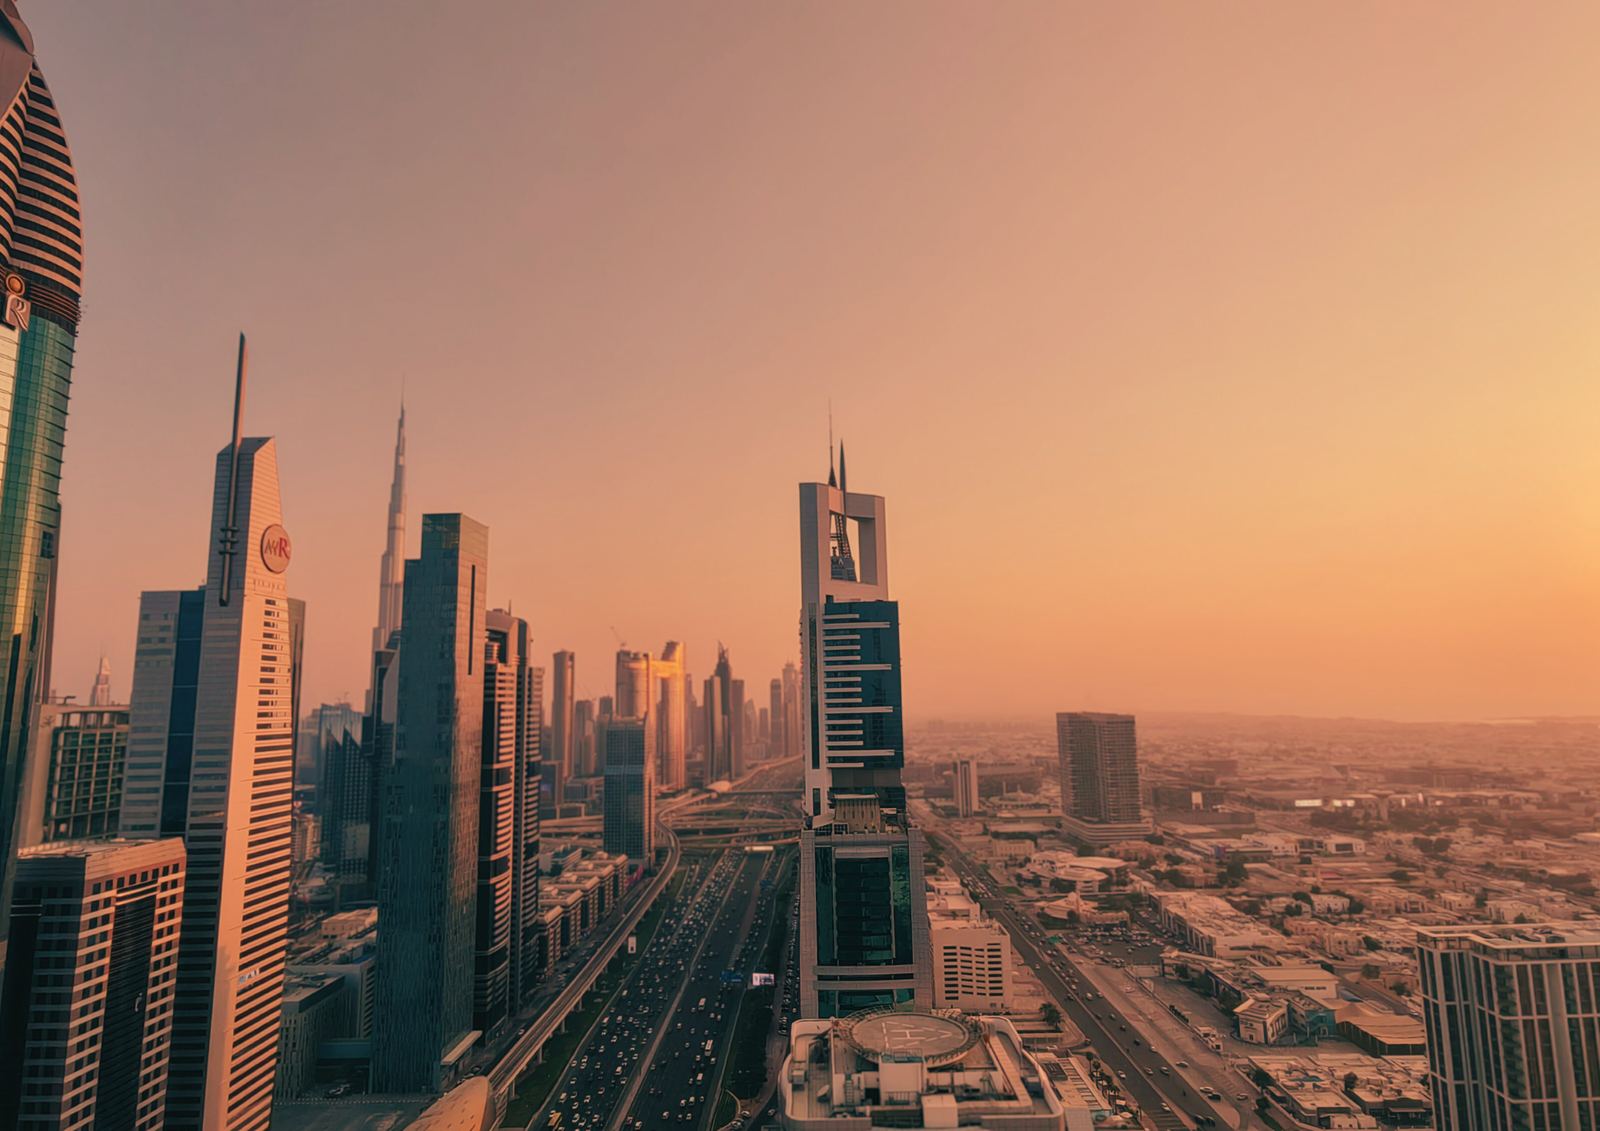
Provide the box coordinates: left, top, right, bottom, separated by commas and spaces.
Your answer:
828, 401, 836, 487
218, 333, 247, 607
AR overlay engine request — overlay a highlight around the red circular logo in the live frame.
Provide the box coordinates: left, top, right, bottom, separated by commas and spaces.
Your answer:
260, 525, 292, 573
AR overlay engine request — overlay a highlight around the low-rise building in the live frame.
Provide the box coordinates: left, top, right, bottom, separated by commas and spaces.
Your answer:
275, 971, 346, 1099
1234, 997, 1289, 1045
930, 915, 1014, 1013
779, 1009, 1091, 1131
1156, 892, 1286, 957
1335, 1003, 1426, 1057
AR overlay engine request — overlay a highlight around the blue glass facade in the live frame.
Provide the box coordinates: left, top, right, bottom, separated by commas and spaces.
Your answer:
818, 598, 904, 807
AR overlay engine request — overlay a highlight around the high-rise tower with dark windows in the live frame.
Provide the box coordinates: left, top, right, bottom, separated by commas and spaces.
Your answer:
705, 648, 735, 784
1055, 712, 1151, 845
372, 514, 487, 1095
602, 715, 654, 861
479, 608, 543, 1033
795, 448, 932, 1018
0, 0, 90, 983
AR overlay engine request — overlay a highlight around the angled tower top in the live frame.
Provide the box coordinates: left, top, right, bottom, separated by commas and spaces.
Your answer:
798, 467, 887, 607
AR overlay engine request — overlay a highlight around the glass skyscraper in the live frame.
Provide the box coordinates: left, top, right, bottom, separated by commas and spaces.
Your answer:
0, 2, 89, 982
796, 454, 933, 1018
603, 715, 655, 861
373, 514, 488, 1094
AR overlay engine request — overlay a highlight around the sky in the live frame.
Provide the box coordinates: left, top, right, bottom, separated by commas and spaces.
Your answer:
24, 2, 1600, 723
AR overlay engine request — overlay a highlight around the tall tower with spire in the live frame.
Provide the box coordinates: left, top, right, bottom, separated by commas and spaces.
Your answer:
89, 653, 112, 706
372, 403, 406, 655
795, 442, 933, 1018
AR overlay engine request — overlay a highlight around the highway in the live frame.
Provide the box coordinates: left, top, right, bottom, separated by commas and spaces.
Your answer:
514, 849, 778, 1131
490, 809, 691, 1114
932, 833, 1230, 1131
619, 849, 778, 1131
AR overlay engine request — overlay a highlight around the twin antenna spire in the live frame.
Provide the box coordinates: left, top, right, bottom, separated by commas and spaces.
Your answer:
218, 333, 247, 607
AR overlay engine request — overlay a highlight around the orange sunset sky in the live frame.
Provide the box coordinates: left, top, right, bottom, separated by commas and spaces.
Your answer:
28, 2, 1600, 722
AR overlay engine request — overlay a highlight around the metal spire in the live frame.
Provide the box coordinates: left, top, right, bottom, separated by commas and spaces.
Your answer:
218, 333, 247, 607
828, 401, 836, 487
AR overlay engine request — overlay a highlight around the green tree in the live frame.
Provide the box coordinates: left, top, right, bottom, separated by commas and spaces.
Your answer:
1363, 936, 1382, 951
1360, 963, 1381, 980
1292, 891, 1313, 905
1252, 1067, 1273, 1090
1040, 1003, 1062, 1031
1223, 854, 1248, 885
1343, 1072, 1359, 1093
1390, 869, 1412, 883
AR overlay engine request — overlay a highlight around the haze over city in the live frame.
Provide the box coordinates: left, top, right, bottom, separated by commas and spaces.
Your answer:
32, 1, 1600, 722
9, 6, 1600, 1131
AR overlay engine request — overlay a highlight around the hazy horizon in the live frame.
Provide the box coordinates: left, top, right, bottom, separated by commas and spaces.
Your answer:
28, 2, 1600, 722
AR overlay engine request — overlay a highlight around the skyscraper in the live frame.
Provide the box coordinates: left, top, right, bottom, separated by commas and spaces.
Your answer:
361, 642, 399, 896
730, 678, 746, 778
1416, 923, 1600, 1131
373, 514, 488, 1095
572, 698, 596, 777
371, 404, 405, 659
318, 702, 368, 884
21, 702, 130, 844
0, 3, 87, 983
602, 716, 654, 861
615, 649, 653, 717
769, 679, 783, 757
118, 374, 301, 1130
781, 661, 800, 765
90, 654, 112, 706
953, 759, 978, 818
655, 641, 687, 792
1055, 712, 1151, 845
357, 404, 406, 900
546, 650, 574, 816
476, 614, 517, 1041
0, 837, 187, 1131
479, 609, 543, 1031
705, 648, 734, 784
796, 448, 933, 1018
487, 611, 545, 1011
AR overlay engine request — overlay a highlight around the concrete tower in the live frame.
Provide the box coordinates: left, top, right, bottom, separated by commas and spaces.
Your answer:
655, 641, 687, 792
118, 341, 301, 1130
545, 651, 574, 815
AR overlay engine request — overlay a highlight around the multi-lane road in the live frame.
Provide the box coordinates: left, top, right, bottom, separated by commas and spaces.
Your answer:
520, 848, 781, 1131
934, 835, 1233, 1130
618, 851, 780, 1131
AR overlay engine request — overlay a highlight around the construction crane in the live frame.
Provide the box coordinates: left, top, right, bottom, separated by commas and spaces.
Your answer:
611, 625, 626, 651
